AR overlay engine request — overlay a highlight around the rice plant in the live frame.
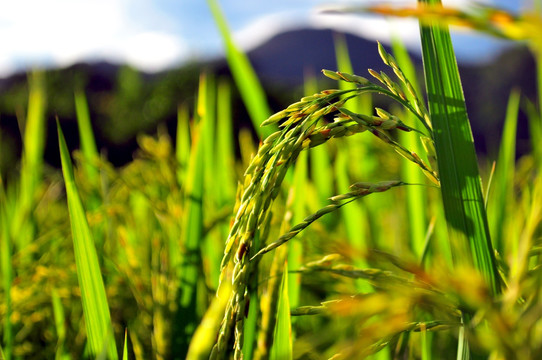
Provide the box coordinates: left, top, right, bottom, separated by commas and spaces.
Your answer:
0, 1, 541, 360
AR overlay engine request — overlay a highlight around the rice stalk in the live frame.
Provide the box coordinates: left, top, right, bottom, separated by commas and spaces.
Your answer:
269, 262, 293, 360
488, 90, 520, 254
253, 242, 287, 360
74, 89, 99, 182
207, 55, 436, 358
58, 121, 118, 360
12, 71, 46, 259
0, 199, 13, 360
176, 103, 191, 186
206, 0, 273, 137
175, 75, 208, 357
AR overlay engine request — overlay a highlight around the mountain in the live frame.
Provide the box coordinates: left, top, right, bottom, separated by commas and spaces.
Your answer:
239, 27, 536, 156
0, 27, 537, 178
246, 28, 395, 85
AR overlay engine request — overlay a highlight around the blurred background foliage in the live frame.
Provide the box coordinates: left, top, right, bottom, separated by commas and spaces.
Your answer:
0, 31, 537, 180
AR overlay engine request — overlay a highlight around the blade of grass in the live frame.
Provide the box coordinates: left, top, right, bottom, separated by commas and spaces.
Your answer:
52, 289, 69, 360
418, 0, 500, 296
207, 0, 273, 137
174, 76, 207, 357
269, 262, 293, 360
253, 241, 287, 360
391, 35, 434, 360
305, 73, 334, 211
122, 330, 128, 360
286, 149, 307, 343
333, 34, 372, 293
15, 71, 46, 252
334, 151, 372, 294
57, 121, 118, 360
0, 203, 13, 360
488, 89, 520, 253
20, 71, 46, 213
199, 73, 222, 290
176, 103, 191, 186
216, 78, 236, 206
525, 100, 542, 168
74, 89, 99, 181
391, 36, 429, 259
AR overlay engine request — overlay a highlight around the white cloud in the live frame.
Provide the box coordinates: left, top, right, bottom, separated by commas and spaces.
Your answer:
0, 0, 188, 76
118, 32, 188, 72
232, 0, 505, 63
310, 12, 421, 49
233, 11, 307, 50
0, 0, 514, 77
310, 0, 492, 46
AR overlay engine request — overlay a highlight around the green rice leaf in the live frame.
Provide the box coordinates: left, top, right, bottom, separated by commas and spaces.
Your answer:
176, 103, 191, 186
199, 73, 222, 289
305, 72, 336, 222
122, 330, 128, 360
216, 78, 236, 205
52, 289, 68, 360
20, 71, 46, 207
15, 71, 46, 252
74, 89, 99, 181
57, 121, 118, 360
418, 0, 500, 295
525, 100, 542, 168
489, 89, 520, 252
207, 0, 273, 137
391, 36, 429, 259
0, 203, 13, 360
269, 262, 293, 360
288, 150, 307, 311
174, 77, 207, 356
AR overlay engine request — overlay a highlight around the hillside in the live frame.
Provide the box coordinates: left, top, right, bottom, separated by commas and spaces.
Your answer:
0, 27, 536, 178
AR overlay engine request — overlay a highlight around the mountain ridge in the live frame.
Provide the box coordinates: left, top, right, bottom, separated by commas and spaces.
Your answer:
0, 27, 536, 177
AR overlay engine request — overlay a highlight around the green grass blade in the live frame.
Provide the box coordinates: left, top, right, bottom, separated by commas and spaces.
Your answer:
20, 71, 46, 207
74, 89, 99, 181
419, 0, 500, 295
334, 151, 372, 293
288, 150, 307, 333
489, 89, 520, 253
269, 262, 293, 360
525, 100, 542, 168
333, 34, 372, 288
305, 75, 335, 212
122, 330, 128, 360
52, 289, 69, 360
421, 325, 432, 360
176, 103, 191, 186
199, 72, 222, 289
207, 0, 273, 137
216, 78, 236, 205
391, 36, 429, 259
1, 204, 13, 360
15, 71, 46, 251
174, 77, 207, 357
57, 121, 118, 360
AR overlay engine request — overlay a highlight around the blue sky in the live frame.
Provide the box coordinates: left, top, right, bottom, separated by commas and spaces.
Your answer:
0, 0, 526, 77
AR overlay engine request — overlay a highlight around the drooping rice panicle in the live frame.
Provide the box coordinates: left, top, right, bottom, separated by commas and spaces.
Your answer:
208, 48, 447, 357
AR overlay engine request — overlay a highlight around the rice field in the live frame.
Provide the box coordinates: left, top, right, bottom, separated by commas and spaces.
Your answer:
1, 1, 541, 359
